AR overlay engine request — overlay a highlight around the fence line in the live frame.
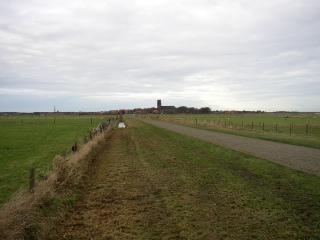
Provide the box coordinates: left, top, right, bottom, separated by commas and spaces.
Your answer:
153, 116, 320, 136
29, 122, 111, 195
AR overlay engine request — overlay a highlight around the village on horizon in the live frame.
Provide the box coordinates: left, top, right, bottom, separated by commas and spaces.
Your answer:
1, 99, 319, 116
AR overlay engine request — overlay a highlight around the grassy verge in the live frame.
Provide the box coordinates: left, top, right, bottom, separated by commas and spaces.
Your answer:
0, 126, 111, 240
143, 115, 320, 149
200, 124, 320, 149
129, 118, 320, 239
0, 115, 111, 206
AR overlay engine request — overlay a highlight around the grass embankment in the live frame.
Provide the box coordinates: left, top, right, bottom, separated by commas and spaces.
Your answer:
0, 115, 110, 206
201, 124, 320, 149
150, 114, 320, 149
50, 118, 320, 239
0, 124, 111, 240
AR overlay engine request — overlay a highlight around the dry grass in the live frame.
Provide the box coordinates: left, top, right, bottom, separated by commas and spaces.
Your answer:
13, 117, 318, 239
46, 122, 171, 239
0, 126, 111, 240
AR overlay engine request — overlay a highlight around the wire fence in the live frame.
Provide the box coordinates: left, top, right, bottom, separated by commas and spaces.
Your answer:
157, 116, 320, 136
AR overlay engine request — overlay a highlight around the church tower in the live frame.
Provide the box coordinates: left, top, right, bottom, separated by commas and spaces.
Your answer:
157, 99, 162, 110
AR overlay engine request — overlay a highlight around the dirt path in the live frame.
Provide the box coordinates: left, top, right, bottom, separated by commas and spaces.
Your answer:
136, 118, 320, 177
47, 127, 180, 239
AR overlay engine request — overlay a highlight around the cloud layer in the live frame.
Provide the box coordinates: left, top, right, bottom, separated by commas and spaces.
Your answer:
1, 0, 320, 112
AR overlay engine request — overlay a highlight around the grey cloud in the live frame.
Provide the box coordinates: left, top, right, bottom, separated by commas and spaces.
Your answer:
0, 0, 319, 112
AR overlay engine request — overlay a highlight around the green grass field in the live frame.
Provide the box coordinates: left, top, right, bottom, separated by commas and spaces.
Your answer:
127, 118, 320, 238
0, 115, 111, 206
153, 113, 320, 148
1, 115, 320, 238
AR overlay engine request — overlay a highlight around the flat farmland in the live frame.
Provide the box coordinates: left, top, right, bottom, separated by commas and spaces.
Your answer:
1, 116, 320, 239
0, 115, 110, 205
47, 118, 320, 239
154, 113, 320, 149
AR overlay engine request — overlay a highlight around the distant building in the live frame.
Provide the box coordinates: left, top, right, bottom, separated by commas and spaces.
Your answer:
157, 99, 176, 114
135, 109, 143, 114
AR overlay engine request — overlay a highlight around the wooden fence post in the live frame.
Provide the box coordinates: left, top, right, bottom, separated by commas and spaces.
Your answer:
263, 123, 265, 131
74, 141, 78, 152
61, 150, 66, 158
88, 131, 92, 140
72, 141, 78, 152
251, 122, 253, 130
29, 167, 35, 193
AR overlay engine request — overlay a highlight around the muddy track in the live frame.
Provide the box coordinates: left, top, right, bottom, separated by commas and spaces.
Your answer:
136, 118, 320, 177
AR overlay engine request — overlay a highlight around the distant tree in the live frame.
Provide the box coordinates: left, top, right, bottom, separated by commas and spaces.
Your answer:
177, 106, 188, 113
186, 107, 196, 114
200, 107, 211, 114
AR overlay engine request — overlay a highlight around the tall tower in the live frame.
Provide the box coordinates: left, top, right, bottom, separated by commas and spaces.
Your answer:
157, 100, 162, 110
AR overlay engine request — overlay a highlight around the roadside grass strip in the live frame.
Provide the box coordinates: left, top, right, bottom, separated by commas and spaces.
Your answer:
129, 118, 320, 239
149, 113, 320, 149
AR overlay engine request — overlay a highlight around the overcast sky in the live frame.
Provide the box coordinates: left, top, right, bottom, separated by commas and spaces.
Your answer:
1, 0, 319, 112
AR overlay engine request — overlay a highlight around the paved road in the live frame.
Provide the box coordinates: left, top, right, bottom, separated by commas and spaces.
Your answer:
136, 118, 320, 177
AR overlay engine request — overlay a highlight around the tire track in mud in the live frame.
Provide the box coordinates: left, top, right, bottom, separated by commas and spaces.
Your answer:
47, 128, 179, 239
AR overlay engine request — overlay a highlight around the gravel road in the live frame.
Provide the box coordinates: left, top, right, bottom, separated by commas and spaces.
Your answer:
137, 118, 320, 177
